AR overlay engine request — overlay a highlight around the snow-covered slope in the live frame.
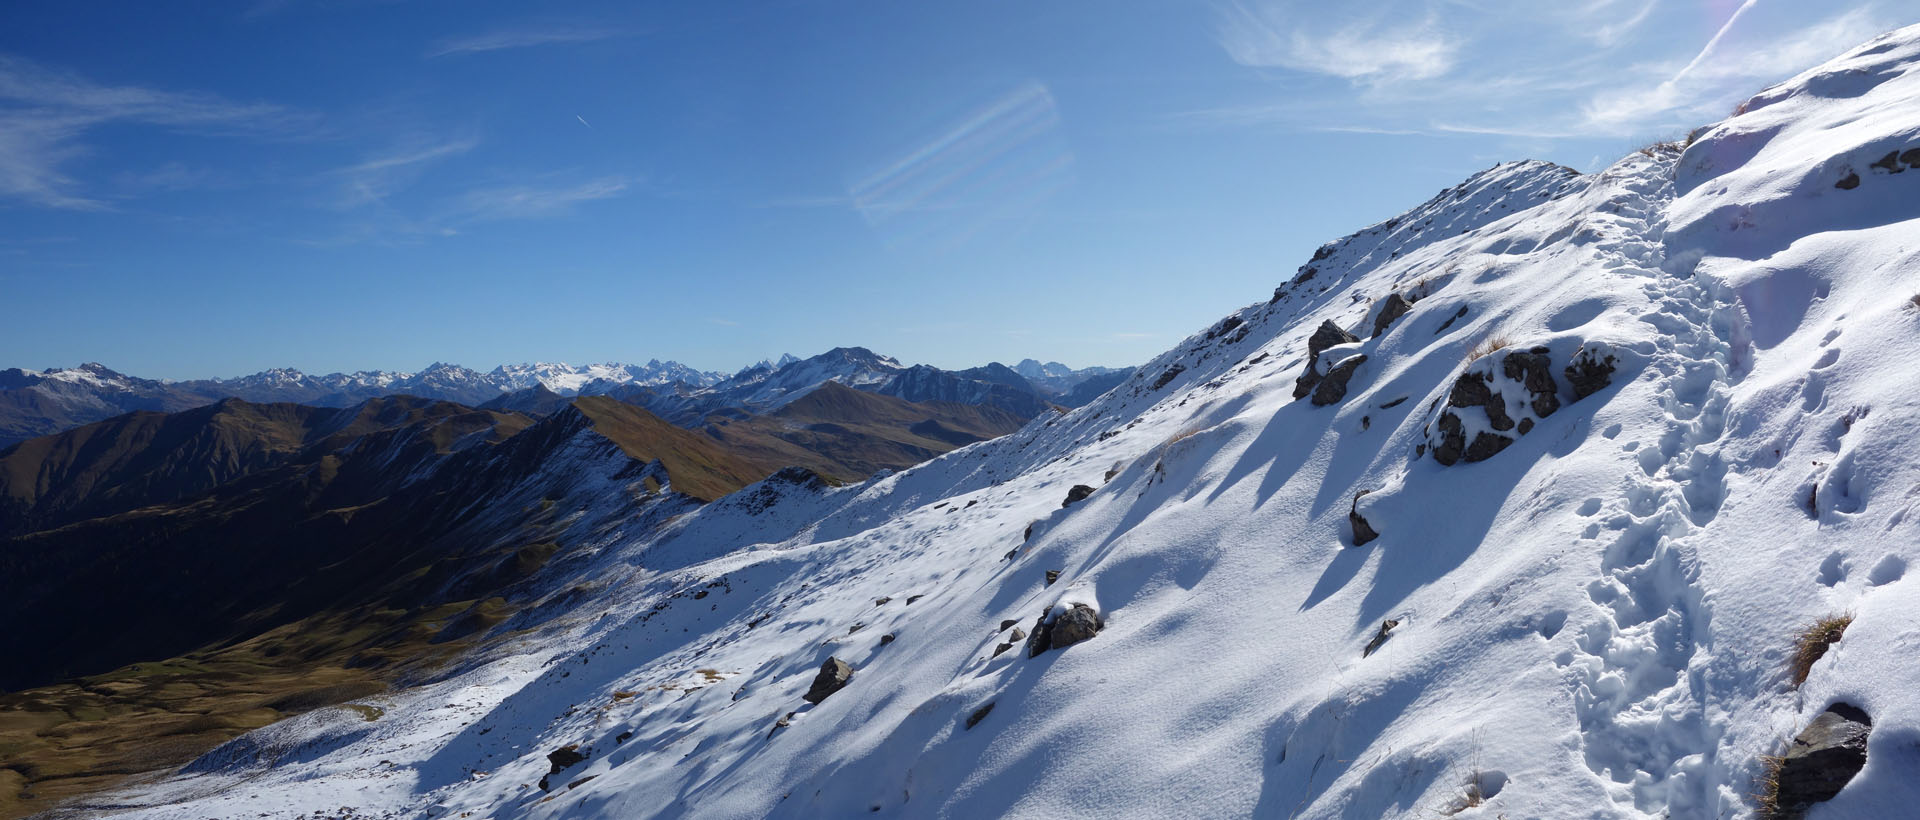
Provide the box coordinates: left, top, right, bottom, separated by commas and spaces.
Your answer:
81, 26, 1920, 820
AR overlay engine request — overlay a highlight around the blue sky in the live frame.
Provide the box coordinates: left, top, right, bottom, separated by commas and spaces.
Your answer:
2, 0, 1912, 379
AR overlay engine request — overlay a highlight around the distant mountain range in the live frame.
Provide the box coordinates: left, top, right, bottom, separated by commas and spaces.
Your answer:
0, 377, 1033, 697
0, 353, 1131, 447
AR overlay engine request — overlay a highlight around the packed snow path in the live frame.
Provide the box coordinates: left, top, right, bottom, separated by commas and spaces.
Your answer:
1560, 146, 1738, 814
67, 25, 1920, 820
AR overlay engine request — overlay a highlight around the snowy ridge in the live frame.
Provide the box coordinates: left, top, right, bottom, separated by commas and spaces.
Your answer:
85, 25, 1920, 820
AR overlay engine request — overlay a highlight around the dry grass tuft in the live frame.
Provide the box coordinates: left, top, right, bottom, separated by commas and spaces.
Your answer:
1464, 334, 1512, 363
1754, 753, 1786, 819
1790, 613, 1853, 686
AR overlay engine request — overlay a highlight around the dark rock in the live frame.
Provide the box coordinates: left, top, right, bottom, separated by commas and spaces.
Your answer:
802, 657, 853, 705
999, 619, 1020, 632
1047, 604, 1103, 651
1307, 320, 1362, 354
1836, 171, 1860, 190
1363, 619, 1400, 657
1208, 316, 1244, 340
992, 642, 1015, 657
1432, 372, 1516, 466
1062, 485, 1095, 508
1009, 627, 1026, 641
1045, 570, 1060, 586
1869, 150, 1904, 174
567, 775, 597, 790
879, 633, 895, 646
615, 731, 633, 744
1372, 293, 1413, 338
1434, 305, 1469, 334
874, 597, 890, 606
1293, 321, 1362, 399
1448, 371, 1513, 431
1151, 365, 1185, 391
1517, 418, 1534, 434
548, 746, 587, 772
1311, 354, 1367, 406
538, 745, 588, 791
1379, 396, 1407, 409
1023, 523, 1034, 542
767, 711, 797, 739
1024, 611, 1053, 657
906, 594, 923, 605
1564, 343, 1618, 401
1773, 703, 1872, 813
1349, 490, 1379, 547
966, 702, 995, 729
1501, 347, 1560, 417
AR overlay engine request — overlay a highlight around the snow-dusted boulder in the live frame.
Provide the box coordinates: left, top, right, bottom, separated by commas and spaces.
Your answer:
1291, 320, 1361, 399
1310, 352, 1367, 407
1427, 343, 1591, 464
1371, 292, 1413, 338
802, 657, 853, 704
1772, 703, 1872, 814
1024, 603, 1103, 656
1563, 341, 1618, 401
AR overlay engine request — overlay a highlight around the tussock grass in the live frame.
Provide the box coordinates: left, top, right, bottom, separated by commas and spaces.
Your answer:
1790, 613, 1852, 686
1754, 753, 1787, 819
1464, 334, 1513, 363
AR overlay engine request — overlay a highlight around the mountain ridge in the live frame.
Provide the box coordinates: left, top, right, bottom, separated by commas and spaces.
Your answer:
45, 24, 1920, 820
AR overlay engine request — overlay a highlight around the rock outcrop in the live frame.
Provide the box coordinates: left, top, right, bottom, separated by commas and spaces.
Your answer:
1025, 603, 1104, 657
1349, 490, 1379, 546
1564, 342, 1618, 401
1292, 321, 1361, 400
1427, 343, 1619, 465
538, 745, 588, 791
1062, 485, 1095, 507
1770, 703, 1872, 816
1372, 293, 1413, 338
802, 657, 853, 705
1311, 354, 1367, 406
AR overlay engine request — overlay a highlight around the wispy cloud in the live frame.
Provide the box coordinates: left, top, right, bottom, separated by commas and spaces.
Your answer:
332, 138, 477, 208
1579, 6, 1890, 133
1198, 1, 1895, 144
426, 26, 626, 58
0, 54, 307, 209
755, 194, 850, 210
849, 80, 1074, 248
1217, 2, 1455, 83
707, 317, 740, 327
455, 175, 629, 221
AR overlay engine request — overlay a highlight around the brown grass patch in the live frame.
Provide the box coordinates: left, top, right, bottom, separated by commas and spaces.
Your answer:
1464, 334, 1512, 362
1754, 753, 1786, 819
1790, 613, 1852, 686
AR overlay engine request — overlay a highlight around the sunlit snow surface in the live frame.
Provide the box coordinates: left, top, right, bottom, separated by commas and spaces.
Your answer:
90, 26, 1920, 820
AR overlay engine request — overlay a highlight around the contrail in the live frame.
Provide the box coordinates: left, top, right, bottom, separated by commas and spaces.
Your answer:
576, 115, 593, 129
1672, 0, 1760, 84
